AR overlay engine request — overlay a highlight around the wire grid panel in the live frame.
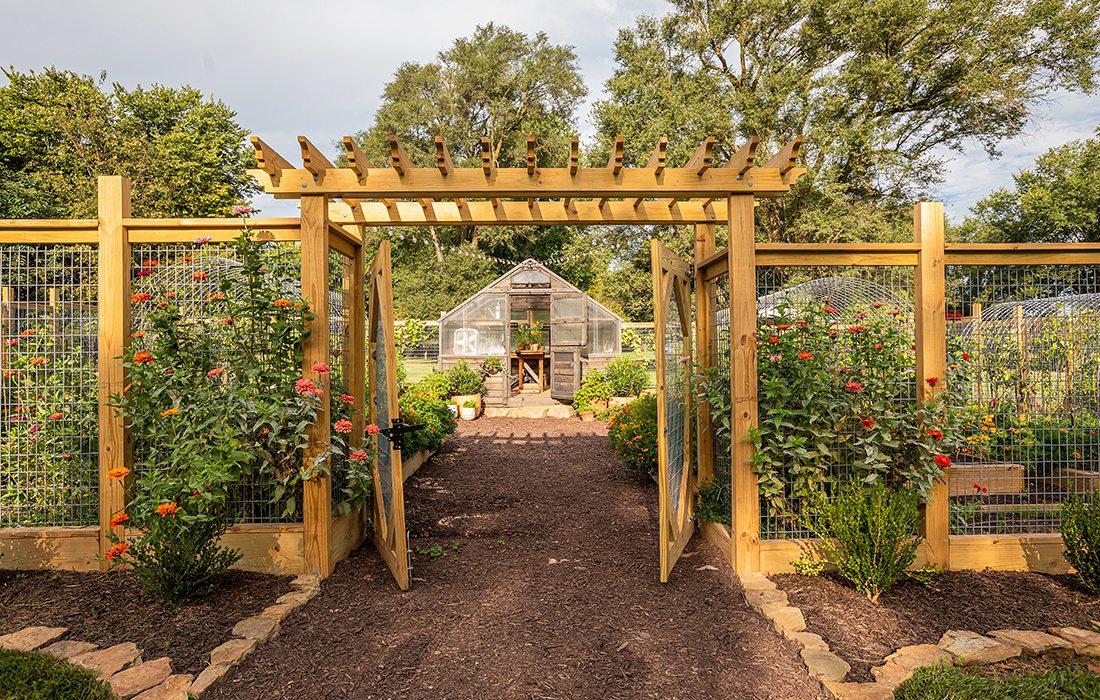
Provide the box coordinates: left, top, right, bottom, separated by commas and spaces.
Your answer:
663, 288, 687, 519
708, 272, 733, 525
0, 245, 99, 527
946, 265, 1100, 535
129, 241, 304, 523
756, 265, 917, 539
328, 249, 353, 508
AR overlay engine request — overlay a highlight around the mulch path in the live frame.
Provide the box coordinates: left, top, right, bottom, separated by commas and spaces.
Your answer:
208, 418, 822, 700
775, 570, 1100, 682
0, 568, 292, 675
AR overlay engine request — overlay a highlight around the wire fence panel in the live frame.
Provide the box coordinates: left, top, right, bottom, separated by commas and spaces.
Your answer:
946, 265, 1100, 535
0, 245, 99, 527
756, 266, 917, 539
328, 249, 353, 509
129, 241, 304, 523
708, 273, 733, 525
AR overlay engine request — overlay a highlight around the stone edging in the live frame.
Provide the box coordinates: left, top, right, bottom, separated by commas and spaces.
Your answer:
738, 572, 1100, 700
0, 572, 320, 699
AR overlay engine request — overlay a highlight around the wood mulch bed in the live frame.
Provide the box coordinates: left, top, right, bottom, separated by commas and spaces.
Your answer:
207, 418, 823, 700
0, 568, 292, 674
775, 570, 1100, 682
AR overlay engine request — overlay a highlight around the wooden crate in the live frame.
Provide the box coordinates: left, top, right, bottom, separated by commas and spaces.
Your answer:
947, 461, 1025, 496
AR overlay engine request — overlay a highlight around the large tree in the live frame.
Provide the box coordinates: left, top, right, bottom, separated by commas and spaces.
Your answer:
0, 67, 257, 218
592, 0, 1100, 241
956, 128, 1100, 243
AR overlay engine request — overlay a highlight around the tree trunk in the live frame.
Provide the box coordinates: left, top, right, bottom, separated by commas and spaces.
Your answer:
429, 226, 444, 263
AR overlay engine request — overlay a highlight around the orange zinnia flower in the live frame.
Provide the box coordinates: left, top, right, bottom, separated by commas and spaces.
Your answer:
107, 467, 130, 480
193, 271, 209, 281
131, 331, 146, 339
222, 317, 235, 325
48, 412, 63, 420
109, 512, 129, 528
274, 299, 292, 308
160, 408, 180, 417
155, 502, 181, 517
131, 293, 152, 303
133, 351, 154, 364
207, 292, 226, 301
207, 367, 225, 378
29, 357, 47, 366
105, 542, 129, 560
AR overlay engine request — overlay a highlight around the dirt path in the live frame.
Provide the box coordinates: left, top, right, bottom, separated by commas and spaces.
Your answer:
210, 418, 821, 700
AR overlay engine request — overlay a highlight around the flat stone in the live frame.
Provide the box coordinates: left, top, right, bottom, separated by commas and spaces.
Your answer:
1050, 627, 1100, 656
71, 642, 142, 679
739, 573, 778, 591
108, 657, 173, 699
801, 648, 851, 682
275, 591, 313, 607
259, 602, 298, 620
883, 644, 953, 672
870, 662, 913, 689
825, 681, 895, 700
209, 637, 257, 666
0, 626, 68, 651
290, 574, 320, 591
938, 630, 1021, 665
989, 629, 1074, 657
793, 631, 830, 651
133, 674, 194, 700
744, 587, 788, 613
231, 616, 279, 642
188, 663, 232, 697
761, 604, 806, 638
41, 640, 98, 660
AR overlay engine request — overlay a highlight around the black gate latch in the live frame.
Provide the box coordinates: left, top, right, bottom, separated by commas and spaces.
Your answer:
379, 420, 424, 452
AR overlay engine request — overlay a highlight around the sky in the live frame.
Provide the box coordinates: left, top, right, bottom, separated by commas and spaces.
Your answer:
3, 0, 1098, 221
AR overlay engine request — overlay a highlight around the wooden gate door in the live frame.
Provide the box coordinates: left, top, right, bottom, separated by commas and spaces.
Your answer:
650, 240, 696, 582
367, 241, 410, 590
549, 292, 587, 400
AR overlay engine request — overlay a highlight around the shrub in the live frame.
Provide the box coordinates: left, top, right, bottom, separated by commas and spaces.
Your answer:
447, 361, 485, 396
803, 481, 921, 603
0, 647, 113, 700
400, 384, 458, 453
573, 370, 611, 412
415, 370, 454, 401
604, 357, 648, 397
1061, 493, 1100, 593
695, 479, 730, 525
608, 395, 658, 476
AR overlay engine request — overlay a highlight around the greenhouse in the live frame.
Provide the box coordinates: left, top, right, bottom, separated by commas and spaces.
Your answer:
437, 259, 623, 404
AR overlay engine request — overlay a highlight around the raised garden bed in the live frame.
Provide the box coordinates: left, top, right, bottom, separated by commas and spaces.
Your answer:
773, 570, 1100, 682
947, 461, 1025, 496
0, 569, 292, 675
1055, 467, 1100, 494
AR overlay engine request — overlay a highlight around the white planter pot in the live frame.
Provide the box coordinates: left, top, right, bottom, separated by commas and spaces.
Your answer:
447, 404, 459, 418
460, 406, 477, 421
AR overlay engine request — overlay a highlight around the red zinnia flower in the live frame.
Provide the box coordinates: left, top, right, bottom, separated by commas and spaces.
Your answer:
207, 367, 225, 378
768, 336, 780, 344
962, 353, 971, 361
155, 502, 181, 518
823, 306, 838, 314
925, 377, 940, 387
339, 394, 355, 405
860, 418, 875, 429
133, 351, 154, 364
845, 380, 863, 393
350, 449, 369, 463
131, 293, 152, 303
193, 271, 209, 281
934, 454, 951, 468
926, 428, 943, 440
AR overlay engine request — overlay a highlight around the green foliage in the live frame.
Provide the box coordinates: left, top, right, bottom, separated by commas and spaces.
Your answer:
572, 370, 611, 412
480, 357, 503, 375
604, 357, 648, 397
446, 361, 485, 396
895, 663, 1100, 699
750, 301, 966, 518
0, 67, 256, 218
0, 647, 113, 700
791, 552, 826, 577
111, 495, 240, 609
394, 319, 427, 355
513, 322, 544, 349
415, 370, 455, 401
399, 383, 459, 454
958, 129, 1100, 243
695, 480, 731, 526
462, 400, 477, 409
608, 395, 658, 476
1061, 494, 1100, 594
390, 246, 498, 320
803, 481, 922, 604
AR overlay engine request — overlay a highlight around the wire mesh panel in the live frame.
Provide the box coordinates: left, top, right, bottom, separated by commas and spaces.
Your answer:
374, 299, 394, 521
0, 245, 99, 527
946, 265, 1100, 535
756, 266, 916, 539
129, 240, 304, 523
708, 272, 733, 525
328, 249, 353, 509
663, 290, 687, 518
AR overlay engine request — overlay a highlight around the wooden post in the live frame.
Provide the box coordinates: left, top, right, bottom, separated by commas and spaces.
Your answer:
694, 223, 716, 486
727, 195, 760, 574
914, 201, 949, 568
972, 303, 983, 406
97, 176, 131, 564
301, 195, 333, 576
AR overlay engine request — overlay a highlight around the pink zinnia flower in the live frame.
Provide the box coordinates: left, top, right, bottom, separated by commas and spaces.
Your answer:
339, 393, 355, 405
334, 419, 353, 434
312, 362, 330, 374
350, 449, 369, 463
193, 235, 213, 244
845, 380, 863, 393
295, 378, 318, 396
231, 205, 255, 215
365, 424, 381, 436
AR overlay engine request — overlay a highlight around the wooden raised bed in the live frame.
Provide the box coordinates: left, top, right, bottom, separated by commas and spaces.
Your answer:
947, 461, 1025, 496
1055, 467, 1100, 493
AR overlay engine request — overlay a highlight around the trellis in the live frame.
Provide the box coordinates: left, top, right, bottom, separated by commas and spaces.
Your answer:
2, 130, 1099, 581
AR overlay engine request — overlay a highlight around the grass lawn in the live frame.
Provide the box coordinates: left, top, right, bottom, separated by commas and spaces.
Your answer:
0, 648, 112, 700
895, 663, 1100, 699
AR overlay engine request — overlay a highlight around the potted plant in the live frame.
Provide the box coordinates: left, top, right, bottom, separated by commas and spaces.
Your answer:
447, 361, 485, 417
573, 370, 611, 421
514, 323, 542, 351
460, 400, 478, 421
480, 356, 503, 376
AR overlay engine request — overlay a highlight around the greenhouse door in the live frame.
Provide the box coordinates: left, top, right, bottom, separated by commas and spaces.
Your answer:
649, 240, 696, 582
549, 292, 587, 400
367, 241, 411, 590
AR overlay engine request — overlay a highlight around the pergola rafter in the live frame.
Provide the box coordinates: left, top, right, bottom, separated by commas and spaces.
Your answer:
250, 133, 807, 227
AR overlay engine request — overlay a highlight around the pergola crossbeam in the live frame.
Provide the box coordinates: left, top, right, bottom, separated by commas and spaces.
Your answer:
527, 135, 537, 174
607, 135, 624, 175
480, 136, 495, 175
685, 136, 715, 176
763, 136, 803, 175
388, 135, 414, 176
329, 199, 726, 225
434, 136, 454, 176
725, 137, 759, 176
569, 137, 579, 175
250, 136, 294, 186
634, 138, 668, 208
